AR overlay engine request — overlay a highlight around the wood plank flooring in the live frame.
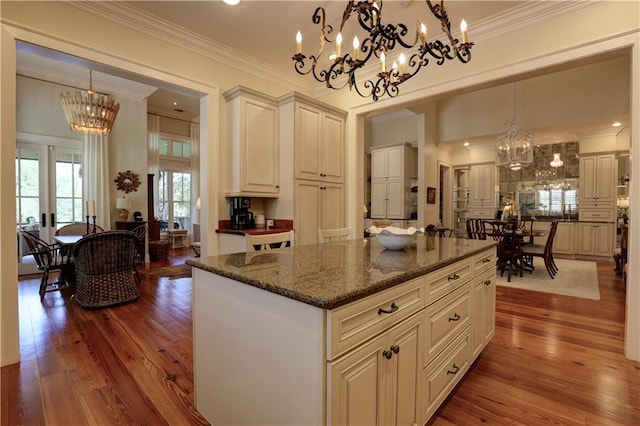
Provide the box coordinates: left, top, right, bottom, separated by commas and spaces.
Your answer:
3, 252, 639, 425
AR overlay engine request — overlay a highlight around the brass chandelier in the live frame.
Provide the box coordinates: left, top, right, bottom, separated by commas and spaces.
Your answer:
292, 0, 473, 101
59, 70, 120, 136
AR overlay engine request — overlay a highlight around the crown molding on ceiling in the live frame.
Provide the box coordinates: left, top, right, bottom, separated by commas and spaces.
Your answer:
69, 1, 591, 103
68, 1, 313, 95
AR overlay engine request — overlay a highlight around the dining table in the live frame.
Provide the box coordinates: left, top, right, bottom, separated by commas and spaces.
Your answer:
52, 235, 84, 285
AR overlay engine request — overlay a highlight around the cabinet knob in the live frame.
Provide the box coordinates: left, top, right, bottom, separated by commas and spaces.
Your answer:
448, 313, 461, 322
482, 258, 491, 263
383, 349, 393, 359
484, 279, 492, 286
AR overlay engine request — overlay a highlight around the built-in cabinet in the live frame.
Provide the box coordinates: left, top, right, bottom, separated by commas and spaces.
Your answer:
370, 144, 416, 220
576, 222, 615, 257
280, 93, 347, 245
294, 181, 345, 246
453, 168, 470, 237
469, 164, 496, 219
223, 86, 279, 196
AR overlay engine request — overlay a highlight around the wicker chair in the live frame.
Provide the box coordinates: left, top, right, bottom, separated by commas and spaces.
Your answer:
20, 231, 73, 301
73, 231, 139, 308
55, 222, 103, 236
130, 224, 147, 282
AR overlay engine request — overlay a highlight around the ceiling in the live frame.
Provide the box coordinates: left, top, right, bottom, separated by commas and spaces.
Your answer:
15, 1, 630, 143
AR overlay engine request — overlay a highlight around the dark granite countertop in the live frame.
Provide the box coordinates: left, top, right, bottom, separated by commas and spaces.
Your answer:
187, 237, 496, 310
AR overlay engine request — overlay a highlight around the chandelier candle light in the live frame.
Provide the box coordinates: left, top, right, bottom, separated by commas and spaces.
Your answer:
59, 70, 120, 135
496, 83, 534, 171
292, 0, 473, 101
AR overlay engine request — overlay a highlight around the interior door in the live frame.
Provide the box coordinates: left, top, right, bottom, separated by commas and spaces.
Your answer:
16, 143, 83, 275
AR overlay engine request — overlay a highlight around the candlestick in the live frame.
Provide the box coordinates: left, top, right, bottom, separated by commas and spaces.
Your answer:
86, 215, 90, 236
399, 53, 406, 74
353, 36, 359, 60
420, 23, 427, 44
86, 201, 89, 217
296, 31, 302, 54
460, 19, 468, 43
336, 32, 342, 57
92, 216, 97, 234
380, 51, 386, 72
92, 200, 96, 216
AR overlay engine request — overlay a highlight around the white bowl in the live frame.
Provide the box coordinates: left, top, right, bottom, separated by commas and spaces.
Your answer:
375, 233, 415, 250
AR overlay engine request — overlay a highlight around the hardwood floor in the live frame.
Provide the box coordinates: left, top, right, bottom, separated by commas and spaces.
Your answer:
3, 253, 638, 425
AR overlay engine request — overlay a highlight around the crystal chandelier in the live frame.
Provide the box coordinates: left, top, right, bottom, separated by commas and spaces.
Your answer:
550, 153, 564, 168
59, 70, 120, 136
496, 84, 533, 171
292, 0, 473, 101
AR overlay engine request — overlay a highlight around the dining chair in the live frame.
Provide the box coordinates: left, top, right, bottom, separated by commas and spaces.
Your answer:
55, 222, 104, 236
491, 226, 524, 282
130, 224, 147, 282
520, 220, 559, 279
318, 227, 351, 243
466, 218, 487, 240
482, 220, 506, 240
245, 230, 295, 252
20, 231, 73, 301
73, 231, 139, 308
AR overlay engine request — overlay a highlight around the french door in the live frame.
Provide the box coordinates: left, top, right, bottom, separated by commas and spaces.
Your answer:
16, 142, 83, 274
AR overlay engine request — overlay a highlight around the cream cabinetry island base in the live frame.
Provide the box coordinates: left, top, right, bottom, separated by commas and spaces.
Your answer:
191, 242, 496, 426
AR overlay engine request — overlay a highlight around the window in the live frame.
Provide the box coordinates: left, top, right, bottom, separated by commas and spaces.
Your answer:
537, 188, 577, 215
157, 135, 193, 233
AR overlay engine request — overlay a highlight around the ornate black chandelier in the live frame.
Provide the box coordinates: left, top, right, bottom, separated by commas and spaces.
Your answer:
292, 0, 473, 101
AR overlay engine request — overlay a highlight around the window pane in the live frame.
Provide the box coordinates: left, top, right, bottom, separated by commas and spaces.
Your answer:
182, 142, 191, 158
172, 141, 183, 157
159, 138, 169, 156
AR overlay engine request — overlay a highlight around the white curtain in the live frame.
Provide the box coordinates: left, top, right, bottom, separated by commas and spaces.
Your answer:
147, 114, 160, 220
190, 121, 200, 224
83, 133, 110, 230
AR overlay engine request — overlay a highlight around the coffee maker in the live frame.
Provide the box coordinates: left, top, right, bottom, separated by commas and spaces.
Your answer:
230, 197, 254, 230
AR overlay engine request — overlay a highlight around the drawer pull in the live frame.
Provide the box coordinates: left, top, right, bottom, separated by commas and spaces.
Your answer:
378, 302, 399, 315
448, 313, 461, 322
482, 258, 491, 263
484, 279, 492, 286
383, 350, 393, 359
447, 363, 460, 375
447, 274, 460, 281
391, 345, 400, 354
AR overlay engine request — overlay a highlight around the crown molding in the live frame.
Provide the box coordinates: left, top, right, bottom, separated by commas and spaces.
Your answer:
68, 1, 313, 95
69, 1, 591, 103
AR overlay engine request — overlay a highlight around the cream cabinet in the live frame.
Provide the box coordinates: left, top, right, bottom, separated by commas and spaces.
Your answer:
329, 312, 422, 426
294, 98, 346, 184
576, 222, 614, 257
471, 269, 496, 358
469, 164, 495, 218
370, 144, 416, 220
579, 154, 616, 204
553, 221, 575, 255
223, 86, 279, 196
294, 180, 344, 246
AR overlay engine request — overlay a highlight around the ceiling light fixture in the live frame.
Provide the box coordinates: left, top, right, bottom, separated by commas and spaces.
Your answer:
612, 121, 622, 127
292, 1, 473, 101
550, 152, 564, 168
495, 83, 533, 171
223, 0, 240, 5
59, 70, 120, 136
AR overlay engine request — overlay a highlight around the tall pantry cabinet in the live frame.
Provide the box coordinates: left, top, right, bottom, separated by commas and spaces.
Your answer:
469, 164, 496, 219
279, 93, 347, 246
370, 144, 416, 221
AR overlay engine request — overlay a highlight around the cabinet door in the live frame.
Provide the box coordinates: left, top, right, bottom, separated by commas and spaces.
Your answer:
371, 181, 388, 218
576, 223, 596, 255
471, 271, 496, 359
596, 155, 615, 202
371, 149, 388, 180
329, 335, 387, 426
386, 180, 407, 219
294, 181, 321, 246
470, 165, 494, 203
295, 103, 322, 181
579, 156, 597, 202
594, 223, 614, 257
321, 184, 345, 230
387, 313, 422, 426
242, 98, 279, 193
386, 147, 405, 180
553, 222, 574, 254
321, 112, 345, 183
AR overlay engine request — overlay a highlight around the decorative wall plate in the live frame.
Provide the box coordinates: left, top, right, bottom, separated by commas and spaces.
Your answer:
114, 170, 141, 193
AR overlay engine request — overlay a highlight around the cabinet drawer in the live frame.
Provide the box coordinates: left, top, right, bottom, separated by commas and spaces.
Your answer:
421, 328, 471, 421
328, 276, 426, 360
580, 209, 614, 221
472, 248, 495, 273
425, 257, 473, 303
469, 209, 494, 219
424, 283, 471, 362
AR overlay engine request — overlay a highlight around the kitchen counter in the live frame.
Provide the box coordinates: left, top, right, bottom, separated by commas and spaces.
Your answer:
188, 236, 497, 425
187, 236, 496, 309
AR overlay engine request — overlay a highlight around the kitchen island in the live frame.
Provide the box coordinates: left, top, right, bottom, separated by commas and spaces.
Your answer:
187, 236, 496, 425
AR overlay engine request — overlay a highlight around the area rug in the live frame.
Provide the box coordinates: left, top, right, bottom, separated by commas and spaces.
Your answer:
496, 258, 600, 300
142, 264, 192, 280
